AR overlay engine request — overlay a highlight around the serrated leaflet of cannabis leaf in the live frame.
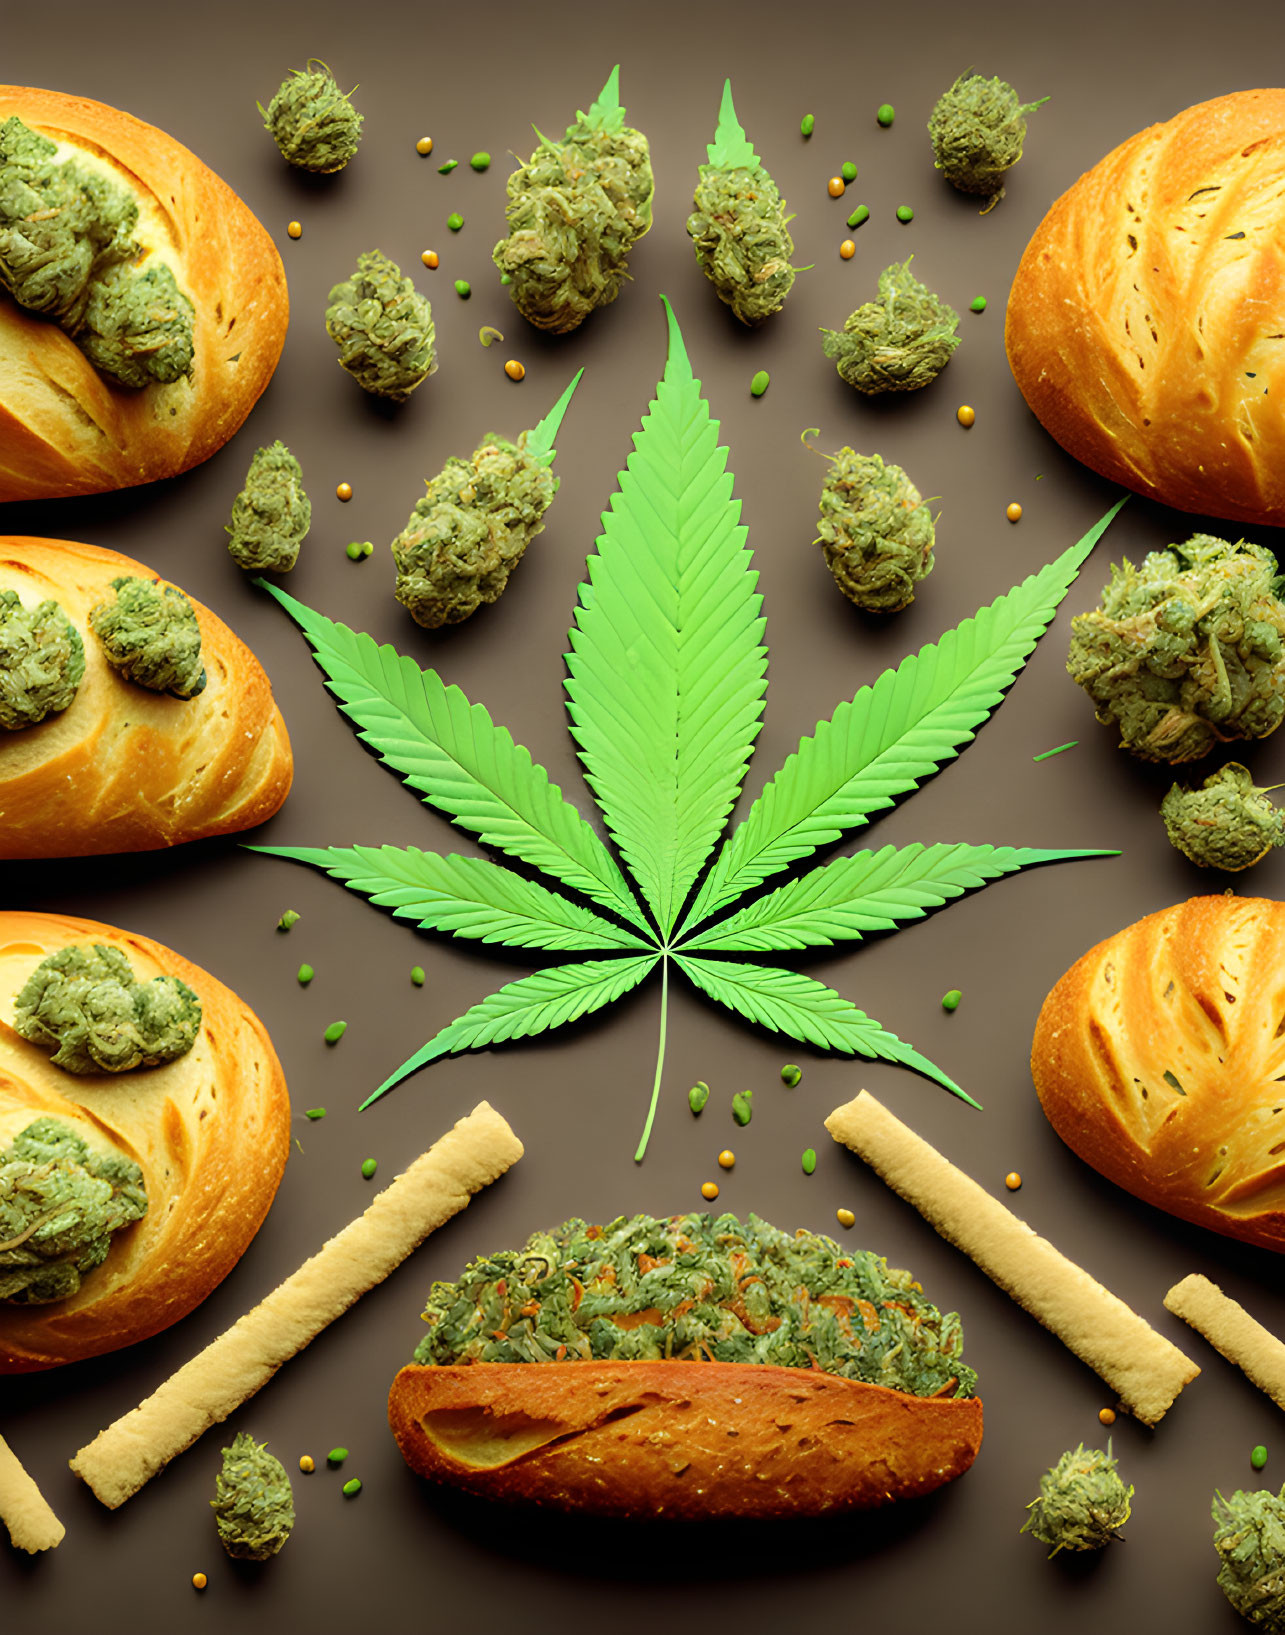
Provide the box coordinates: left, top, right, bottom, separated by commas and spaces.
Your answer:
251, 300, 1124, 1161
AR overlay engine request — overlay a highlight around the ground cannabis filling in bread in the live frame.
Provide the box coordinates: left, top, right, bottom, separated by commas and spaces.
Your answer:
413, 1211, 976, 1398
13, 943, 201, 1073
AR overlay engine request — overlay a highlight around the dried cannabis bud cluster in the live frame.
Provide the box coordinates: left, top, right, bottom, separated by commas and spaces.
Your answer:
1161, 762, 1285, 871
0, 590, 84, 729
1067, 535, 1285, 762
687, 81, 796, 326
0, 1118, 147, 1305
1022, 1443, 1133, 1555
227, 441, 311, 572
928, 72, 1047, 207
14, 943, 202, 1075
211, 1433, 295, 1560
1213, 1485, 1285, 1631
0, 117, 194, 389
820, 259, 959, 393
815, 447, 935, 613
325, 250, 436, 401
493, 67, 653, 335
88, 577, 206, 699
261, 61, 362, 173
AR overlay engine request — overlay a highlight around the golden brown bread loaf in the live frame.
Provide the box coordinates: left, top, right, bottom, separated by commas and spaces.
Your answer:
0, 86, 288, 501
0, 910, 290, 1371
1006, 90, 1285, 525
1032, 895, 1285, 1252
388, 1360, 983, 1518
0, 536, 292, 856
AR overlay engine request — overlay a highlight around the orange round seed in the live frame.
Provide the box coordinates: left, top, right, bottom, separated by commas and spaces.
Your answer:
336, 482, 353, 502
421, 250, 439, 269
718, 1149, 735, 1170
299, 1454, 315, 1473
836, 1207, 855, 1228
827, 176, 846, 198
1099, 1407, 1117, 1426
504, 359, 526, 381
286, 221, 302, 240
839, 239, 856, 259
416, 136, 434, 156
192, 1573, 208, 1591
957, 405, 976, 428
1007, 502, 1023, 523
1005, 1171, 1022, 1190
701, 1180, 720, 1201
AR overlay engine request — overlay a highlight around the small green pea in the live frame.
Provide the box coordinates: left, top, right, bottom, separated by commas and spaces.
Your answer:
781, 1063, 802, 1087
276, 909, 300, 932
438, 159, 458, 173
361, 541, 373, 557
324, 1020, 347, 1044
970, 295, 988, 313
454, 279, 471, 298
470, 152, 491, 171
896, 205, 914, 224
801, 1148, 817, 1175
345, 542, 365, 562
800, 113, 815, 138
297, 964, 314, 985
305, 1107, 327, 1120
1253, 1445, 1269, 1471
876, 104, 895, 127
750, 370, 770, 398
342, 1477, 362, 1497
732, 1089, 753, 1127
840, 161, 857, 183
360, 1158, 377, 1180
411, 966, 426, 986
499, 273, 511, 285
942, 989, 962, 1012
327, 1448, 348, 1466
846, 205, 870, 229
447, 212, 464, 232
689, 1080, 710, 1114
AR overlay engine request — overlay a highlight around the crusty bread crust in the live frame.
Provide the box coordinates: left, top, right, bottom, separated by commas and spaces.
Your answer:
1005, 89, 1285, 525
388, 1360, 983, 1518
0, 536, 291, 856
1032, 896, 1285, 1252
0, 86, 287, 501
0, 910, 290, 1371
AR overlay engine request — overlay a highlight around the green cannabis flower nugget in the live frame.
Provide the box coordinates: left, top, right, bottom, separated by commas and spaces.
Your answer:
1022, 1443, 1133, 1556
687, 81, 796, 326
928, 72, 1048, 206
261, 60, 362, 173
820, 259, 959, 394
14, 943, 202, 1075
493, 66, 653, 335
325, 250, 436, 401
1067, 535, 1285, 762
816, 447, 935, 613
0, 590, 84, 729
77, 262, 195, 389
1213, 1485, 1285, 1631
227, 441, 311, 572
212, 1433, 295, 1560
0, 1117, 147, 1304
1162, 762, 1285, 871
89, 576, 206, 699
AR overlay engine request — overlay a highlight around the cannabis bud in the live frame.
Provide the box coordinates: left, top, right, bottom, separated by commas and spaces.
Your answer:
0, 590, 84, 730
0, 1117, 147, 1305
14, 943, 202, 1074
1021, 1443, 1133, 1556
212, 1433, 295, 1560
325, 249, 436, 401
687, 81, 796, 326
89, 577, 206, 699
820, 259, 959, 393
1161, 762, 1285, 871
227, 441, 311, 572
815, 447, 935, 613
261, 60, 362, 173
1067, 535, 1285, 762
1213, 1486, 1285, 1630
493, 66, 653, 335
77, 262, 195, 389
928, 73, 1048, 207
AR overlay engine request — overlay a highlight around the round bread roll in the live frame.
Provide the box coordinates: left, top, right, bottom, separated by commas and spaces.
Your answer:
0, 537, 292, 856
0, 911, 290, 1371
1032, 895, 1285, 1252
1006, 90, 1285, 526
0, 86, 288, 502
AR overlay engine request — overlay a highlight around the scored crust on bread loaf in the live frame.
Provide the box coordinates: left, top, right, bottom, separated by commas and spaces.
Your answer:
0, 86, 288, 502
388, 1360, 983, 1519
1006, 89, 1285, 526
0, 910, 289, 1372
0, 537, 291, 856
1032, 896, 1285, 1253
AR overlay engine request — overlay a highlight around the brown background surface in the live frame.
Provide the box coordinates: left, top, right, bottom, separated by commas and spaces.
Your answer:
3, 1, 1284, 1629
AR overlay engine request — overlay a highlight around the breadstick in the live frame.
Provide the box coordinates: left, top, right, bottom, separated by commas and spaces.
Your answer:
0, 1433, 64, 1552
70, 1101, 522, 1508
825, 1090, 1199, 1424
1164, 1274, 1285, 1412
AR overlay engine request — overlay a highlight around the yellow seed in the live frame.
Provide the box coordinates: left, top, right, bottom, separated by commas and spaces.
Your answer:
827, 177, 845, 198
286, 221, 302, 240
1005, 1171, 1022, 1190
336, 482, 353, 502
1006, 501, 1023, 523
504, 359, 526, 382
956, 405, 976, 428
299, 1454, 315, 1473
192, 1573, 208, 1591
839, 239, 856, 259
718, 1149, 735, 1170
1098, 1407, 1117, 1426
701, 1180, 720, 1201
416, 136, 434, 156
421, 250, 439, 270
836, 1207, 856, 1229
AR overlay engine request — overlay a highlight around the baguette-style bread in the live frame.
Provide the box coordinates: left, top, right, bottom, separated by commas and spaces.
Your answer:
1032, 895, 1285, 1252
388, 1360, 983, 1519
1006, 90, 1285, 525
0, 537, 291, 856
0, 910, 290, 1371
0, 86, 287, 502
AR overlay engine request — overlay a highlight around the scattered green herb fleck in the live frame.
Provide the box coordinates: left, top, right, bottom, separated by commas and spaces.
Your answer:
877, 105, 895, 127
732, 1088, 753, 1126
970, 295, 988, 312
1032, 741, 1078, 761
750, 369, 770, 397
470, 152, 491, 172
479, 326, 505, 347
277, 910, 300, 932
327, 1448, 348, 1466
454, 279, 471, 298
411, 966, 426, 986
942, 989, 962, 1011
1253, 1446, 1269, 1471
342, 1478, 362, 1497
847, 205, 870, 229
447, 212, 464, 232
689, 1081, 710, 1114
841, 161, 857, 183
781, 1063, 802, 1087
298, 964, 314, 985
438, 159, 458, 174
304, 1107, 326, 1120
211, 1433, 295, 1560
801, 1147, 817, 1174
360, 1158, 377, 1179
324, 1020, 347, 1044
800, 114, 815, 138
896, 205, 914, 223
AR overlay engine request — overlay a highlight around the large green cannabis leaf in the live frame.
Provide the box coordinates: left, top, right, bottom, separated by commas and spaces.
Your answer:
254, 300, 1122, 1159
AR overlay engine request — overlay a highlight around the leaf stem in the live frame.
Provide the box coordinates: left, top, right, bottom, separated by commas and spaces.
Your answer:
633, 953, 669, 1162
